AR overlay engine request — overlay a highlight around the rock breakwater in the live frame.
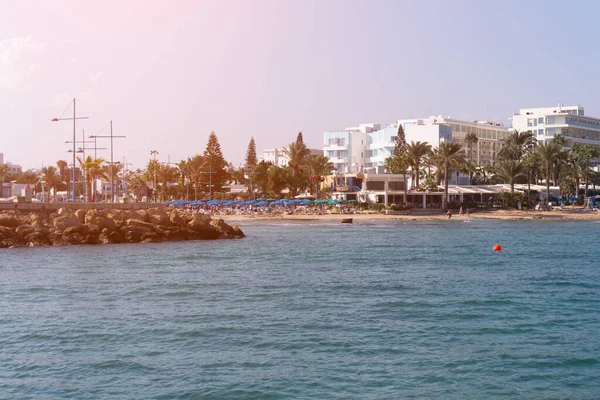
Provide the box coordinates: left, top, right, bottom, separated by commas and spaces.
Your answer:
0, 208, 244, 248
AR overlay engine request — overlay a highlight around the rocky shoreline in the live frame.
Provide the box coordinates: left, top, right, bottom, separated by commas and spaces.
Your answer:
0, 208, 245, 248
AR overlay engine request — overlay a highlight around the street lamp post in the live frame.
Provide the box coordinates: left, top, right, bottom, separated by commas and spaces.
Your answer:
89, 121, 126, 202
40, 180, 46, 202
67, 148, 85, 199
150, 150, 158, 203
51, 98, 89, 202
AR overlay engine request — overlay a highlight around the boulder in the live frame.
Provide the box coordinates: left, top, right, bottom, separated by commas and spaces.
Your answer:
24, 229, 51, 247
130, 210, 149, 222
53, 213, 82, 230
15, 225, 38, 238
169, 211, 188, 227
148, 208, 169, 225
0, 225, 17, 238
230, 225, 245, 238
0, 216, 20, 228
75, 209, 86, 223
99, 228, 125, 244
141, 232, 163, 243
63, 226, 84, 236
188, 214, 211, 230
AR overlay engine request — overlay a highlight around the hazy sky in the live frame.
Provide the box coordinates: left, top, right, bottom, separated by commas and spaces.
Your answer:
2, 0, 600, 170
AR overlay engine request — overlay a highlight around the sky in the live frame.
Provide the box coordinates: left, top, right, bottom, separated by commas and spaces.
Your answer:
2, 0, 600, 170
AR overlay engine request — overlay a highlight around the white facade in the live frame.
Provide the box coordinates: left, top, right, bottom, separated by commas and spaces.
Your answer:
260, 147, 322, 168
510, 104, 600, 148
324, 115, 508, 174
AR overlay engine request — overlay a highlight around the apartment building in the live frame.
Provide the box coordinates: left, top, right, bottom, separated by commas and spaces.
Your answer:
510, 104, 600, 148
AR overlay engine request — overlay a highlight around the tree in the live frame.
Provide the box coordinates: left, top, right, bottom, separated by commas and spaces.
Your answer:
394, 124, 406, 156
572, 143, 600, 198
268, 166, 289, 197
296, 132, 304, 145
252, 161, 272, 196
201, 132, 230, 198
0, 163, 8, 185
496, 160, 526, 208
245, 137, 258, 168
498, 131, 535, 161
430, 142, 466, 209
306, 154, 334, 199
176, 159, 189, 200
535, 141, 564, 204
157, 164, 178, 201
187, 154, 204, 200
464, 132, 479, 164
406, 141, 431, 189
56, 160, 70, 198
384, 152, 410, 206
40, 166, 59, 200
283, 140, 311, 196
77, 156, 107, 202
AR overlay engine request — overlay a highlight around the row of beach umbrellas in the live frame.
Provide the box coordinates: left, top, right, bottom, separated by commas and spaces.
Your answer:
166, 198, 358, 207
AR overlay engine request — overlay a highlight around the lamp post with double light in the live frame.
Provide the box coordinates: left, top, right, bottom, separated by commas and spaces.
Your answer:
51, 98, 89, 202
89, 121, 125, 202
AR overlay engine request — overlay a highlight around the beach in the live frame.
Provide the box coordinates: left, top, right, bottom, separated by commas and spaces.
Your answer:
217, 208, 600, 222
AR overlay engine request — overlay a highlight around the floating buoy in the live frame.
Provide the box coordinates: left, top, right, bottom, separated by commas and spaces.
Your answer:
493, 244, 502, 252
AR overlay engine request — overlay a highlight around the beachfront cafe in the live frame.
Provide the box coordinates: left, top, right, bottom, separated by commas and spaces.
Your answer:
325, 172, 557, 209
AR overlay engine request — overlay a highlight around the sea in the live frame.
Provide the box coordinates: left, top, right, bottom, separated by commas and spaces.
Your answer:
1, 219, 599, 399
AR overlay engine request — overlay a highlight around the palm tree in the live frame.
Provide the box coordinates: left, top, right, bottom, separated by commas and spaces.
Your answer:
101, 162, 124, 201
535, 141, 564, 205
40, 166, 59, 201
572, 144, 600, 198
268, 166, 289, 197
499, 130, 535, 161
496, 160, 526, 208
187, 154, 204, 200
252, 161, 272, 197
124, 169, 147, 201
306, 154, 334, 199
56, 160, 70, 198
283, 141, 311, 196
176, 159, 189, 199
384, 153, 410, 205
430, 142, 465, 209
157, 164, 178, 201
77, 156, 107, 202
406, 141, 431, 189
464, 132, 479, 164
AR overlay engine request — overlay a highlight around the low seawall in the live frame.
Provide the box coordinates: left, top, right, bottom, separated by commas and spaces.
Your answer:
0, 202, 166, 212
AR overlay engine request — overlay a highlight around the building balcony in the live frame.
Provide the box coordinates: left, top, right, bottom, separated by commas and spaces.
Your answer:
324, 144, 348, 150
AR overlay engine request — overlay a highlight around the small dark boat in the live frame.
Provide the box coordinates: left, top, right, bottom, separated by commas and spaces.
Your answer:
341, 218, 353, 224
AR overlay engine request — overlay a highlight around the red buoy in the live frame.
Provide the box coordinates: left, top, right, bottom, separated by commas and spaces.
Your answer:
493, 244, 502, 251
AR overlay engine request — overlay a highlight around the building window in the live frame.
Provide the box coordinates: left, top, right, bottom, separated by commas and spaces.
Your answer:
527, 118, 533, 127
538, 117, 544, 124
389, 181, 404, 190
366, 181, 385, 191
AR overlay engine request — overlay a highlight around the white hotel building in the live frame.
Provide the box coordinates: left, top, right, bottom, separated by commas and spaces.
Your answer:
323, 116, 510, 174
259, 147, 322, 167
511, 104, 600, 148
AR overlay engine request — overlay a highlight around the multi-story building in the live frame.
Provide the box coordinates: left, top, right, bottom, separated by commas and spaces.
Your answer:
323, 116, 509, 174
260, 147, 322, 168
397, 116, 510, 167
510, 104, 600, 148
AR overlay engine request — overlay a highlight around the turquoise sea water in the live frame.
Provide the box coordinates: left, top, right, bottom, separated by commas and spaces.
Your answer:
1, 219, 599, 399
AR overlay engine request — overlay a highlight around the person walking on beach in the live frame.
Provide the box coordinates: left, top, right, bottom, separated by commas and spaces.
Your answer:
446, 208, 453, 219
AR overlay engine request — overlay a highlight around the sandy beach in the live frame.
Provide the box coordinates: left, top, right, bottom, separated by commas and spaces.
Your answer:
217, 209, 600, 223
